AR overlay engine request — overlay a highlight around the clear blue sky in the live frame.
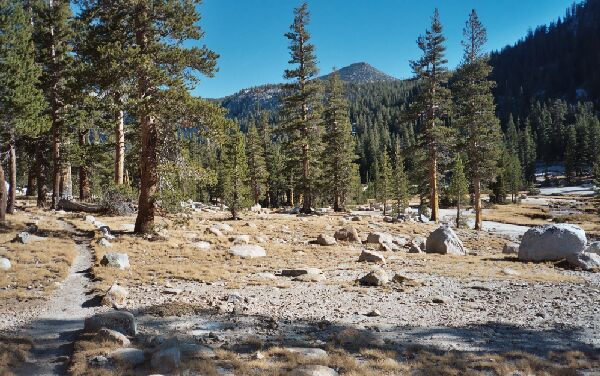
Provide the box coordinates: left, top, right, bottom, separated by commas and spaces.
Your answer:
194, 0, 576, 99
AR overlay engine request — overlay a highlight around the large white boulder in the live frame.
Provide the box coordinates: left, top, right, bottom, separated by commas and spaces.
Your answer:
84, 311, 137, 336
518, 224, 587, 262
0, 257, 11, 270
426, 226, 466, 255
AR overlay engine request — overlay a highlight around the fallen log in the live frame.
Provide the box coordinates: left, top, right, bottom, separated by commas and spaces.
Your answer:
57, 199, 105, 213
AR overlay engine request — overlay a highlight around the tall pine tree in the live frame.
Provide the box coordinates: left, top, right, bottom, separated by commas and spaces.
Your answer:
322, 69, 356, 212
452, 9, 502, 230
246, 121, 267, 205
280, 2, 322, 213
449, 154, 468, 227
222, 128, 251, 220
409, 8, 451, 222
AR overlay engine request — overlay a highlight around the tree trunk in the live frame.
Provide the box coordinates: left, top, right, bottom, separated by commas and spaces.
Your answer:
26, 162, 36, 197
61, 162, 72, 199
79, 131, 91, 200
428, 142, 439, 222
333, 193, 340, 212
7, 143, 17, 214
0, 165, 6, 224
134, 114, 158, 234
383, 197, 387, 216
301, 143, 311, 213
474, 178, 482, 230
36, 140, 47, 208
115, 106, 125, 185
49, 0, 61, 210
456, 198, 461, 228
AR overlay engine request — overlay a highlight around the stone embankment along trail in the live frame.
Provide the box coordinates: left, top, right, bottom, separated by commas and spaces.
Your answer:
14, 219, 97, 376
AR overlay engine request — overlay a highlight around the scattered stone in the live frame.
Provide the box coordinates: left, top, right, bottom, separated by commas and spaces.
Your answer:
365, 309, 381, 317
84, 311, 137, 336
229, 234, 251, 244
0, 257, 11, 270
84, 215, 96, 223
285, 347, 328, 359
229, 245, 266, 258
205, 227, 224, 237
293, 273, 326, 282
108, 348, 145, 368
102, 284, 128, 309
518, 224, 587, 262
192, 241, 211, 250
100, 226, 115, 240
503, 242, 520, 255
358, 249, 386, 264
163, 288, 183, 295
334, 226, 360, 242
95, 328, 130, 346
426, 226, 466, 255
358, 268, 389, 286
151, 346, 180, 374
351, 216, 361, 222
316, 234, 336, 246
280, 268, 322, 277
566, 252, 600, 271
250, 203, 262, 212
379, 241, 399, 252
255, 272, 276, 279
290, 365, 339, 376
502, 267, 519, 276
213, 223, 233, 233
408, 237, 425, 253
13, 232, 43, 244
419, 214, 429, 223
585, 241, 600, 255
100, 253, 130, 269
96, 238, 113, 248
366, 232, 393, 245
392, 273, 423, 287
431, 296, 448, 304
24, 223, 38, 234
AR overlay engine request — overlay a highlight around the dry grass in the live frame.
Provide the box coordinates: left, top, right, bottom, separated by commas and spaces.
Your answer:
484, 204, 552, 226
0, 206, 77, 300
0, 335, 32, 376
69, 332, 132, 376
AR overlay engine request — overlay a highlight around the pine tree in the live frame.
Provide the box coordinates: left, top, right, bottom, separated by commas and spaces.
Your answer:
33, 0, 74, 208
564, 125, 577, 184
519, 123, 537, 183
409, 8, 451, 222
391, 140, 409, 214
222, 128, 251, 220
593, 158, 600, 215
0, 0, 48, 216
256, 112, 274, 206
452, 9, 502, 230
246, 121, 267, 205
80, 0, 219, 233
378, 150, 393, 216
449, 155, 468, 227
322, 69, 356, 211
505, 153, 523, 203
280, 2, 323, 213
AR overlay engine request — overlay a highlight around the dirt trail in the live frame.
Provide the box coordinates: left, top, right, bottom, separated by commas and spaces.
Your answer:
15, 219, 97, 376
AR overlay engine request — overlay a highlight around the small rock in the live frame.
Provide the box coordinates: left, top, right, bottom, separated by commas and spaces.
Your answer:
192, 241, 211, 250
280, 268, 322, 277
431, 296, 448, 304
426, 226, 466, 255
163, 288, 183, 295
205, 227, 224, 237
96, 328, 130, 346
151, 346, 180, 374
379, 241, 399, 252
0, 257, 11, 270
290, 365, 339, 376
503, 242, 519, 255
365, 309, 381, 317
366, 232, 393, 245
108, 348, 145, 368
358, 268, 389, 286
180, 343, 215, 359
285, 347, 328, 359
84, 215, 96, 223
84, 311, 137, 336
334, 227, 360, 242
102, 284, 128, 309
409, 236, 426, 253
213, 223, 233, 233
229, 235, 251, 244
567, 252, 600, 271
100, 253, 130, 269
316, 234, 336, 246
586, 241, 600, 255
502, 267, 518, 276
97, 238, 113, 248
293, 273, 326, 282
358, 249, 386, 264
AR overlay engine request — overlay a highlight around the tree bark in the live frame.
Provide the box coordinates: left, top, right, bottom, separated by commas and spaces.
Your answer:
7, 143, 17, 214
61, 162, 72, 199
79, 130, 91, 200
133, 6, 158, 234
474, 178, 482, 230
428, 141, 439, 222
0, 165, 6, 224
49, 0, 61, 209
26, 162, 36, 197
36, 140, 47, 208
114, 105, 125, 185
456, 198, 461, 228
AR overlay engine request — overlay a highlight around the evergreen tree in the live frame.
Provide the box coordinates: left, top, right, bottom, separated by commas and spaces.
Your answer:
245, 121, 268, 205
449, 155, 468, 227
564, 125, 577, 183
519, 123, 537, 183
80, 0, 219, 233
0, 0, 48, 216
280, 2, 322, 213
391, 140, 409, 214
322, 69, 356, 211
222, 128, 251, 219
409, 8, 451, 222
452, 9, 502, 230
33, 0, 74, 208
505, 153, 523, 203
378, 150, 393, 216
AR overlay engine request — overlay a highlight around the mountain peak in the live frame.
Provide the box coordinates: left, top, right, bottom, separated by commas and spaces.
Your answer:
320, 62, 397, 84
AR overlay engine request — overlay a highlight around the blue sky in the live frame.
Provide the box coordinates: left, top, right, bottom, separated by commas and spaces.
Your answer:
195, 0, 576, 99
